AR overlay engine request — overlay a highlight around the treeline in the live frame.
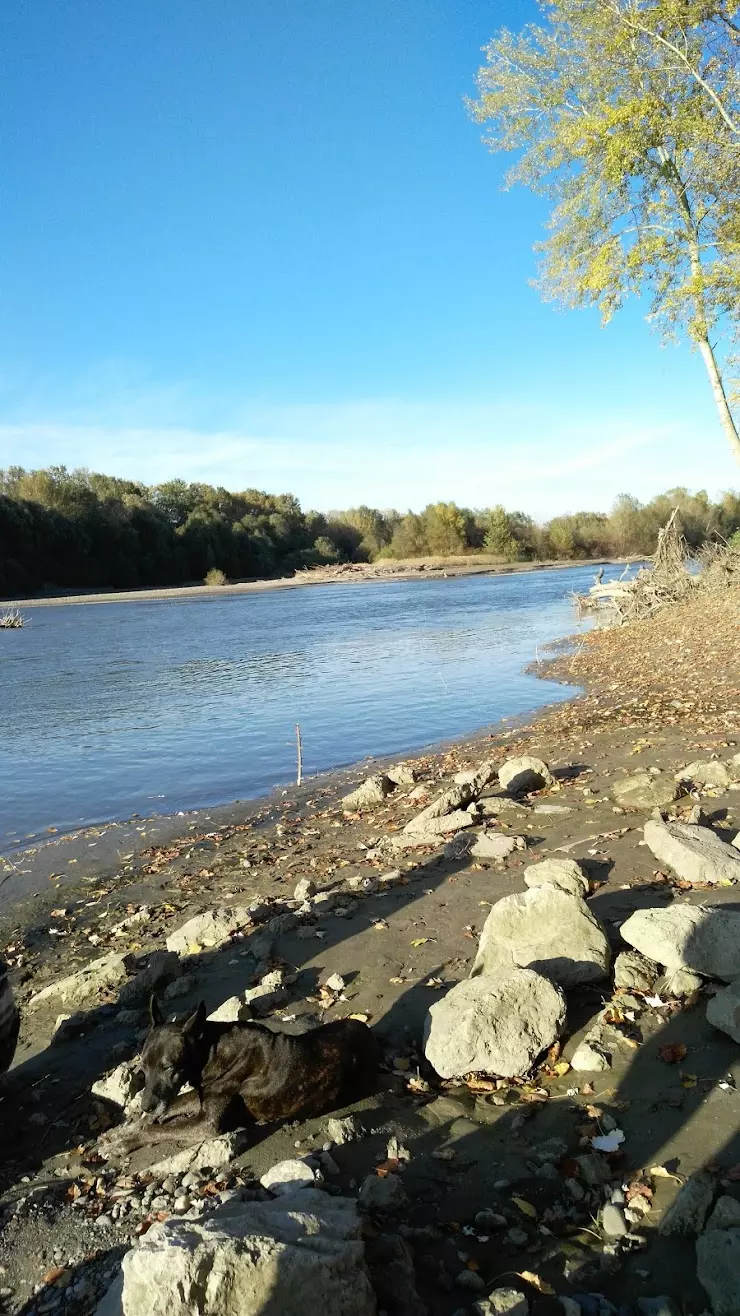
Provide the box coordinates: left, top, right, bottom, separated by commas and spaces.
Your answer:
1, 466, 739, 597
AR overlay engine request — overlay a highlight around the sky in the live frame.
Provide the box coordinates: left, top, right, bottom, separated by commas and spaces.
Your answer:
1, 0, 737, 518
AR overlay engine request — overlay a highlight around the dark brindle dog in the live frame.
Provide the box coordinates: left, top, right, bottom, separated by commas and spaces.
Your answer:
106, 997, 382, 1153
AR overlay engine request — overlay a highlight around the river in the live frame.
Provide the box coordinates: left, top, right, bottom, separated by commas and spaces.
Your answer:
0, 564, 615, 849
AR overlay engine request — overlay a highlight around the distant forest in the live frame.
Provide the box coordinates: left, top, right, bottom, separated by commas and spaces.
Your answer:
2, 466, 740, 597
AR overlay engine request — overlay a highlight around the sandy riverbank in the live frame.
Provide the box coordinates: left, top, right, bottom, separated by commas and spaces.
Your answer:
2, 582, 739, 1313
4, 554, 636, 609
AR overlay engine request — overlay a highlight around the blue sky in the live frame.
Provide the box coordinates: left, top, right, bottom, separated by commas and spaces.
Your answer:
1, 0, 736, 516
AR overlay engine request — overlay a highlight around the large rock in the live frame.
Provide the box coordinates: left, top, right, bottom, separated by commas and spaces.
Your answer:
613, 949, 659, 993
403, 810, 475, 838
658, 1171, 716, 1236
30, 953, 127, 1010
404, 784, 475, 831
523, 858, 588, 898
470, 887, 611, 988
620, 905, 740, 980
424, 969, 566, 1080
118, 951, 181, 1006
342, 774, 395, 811
148, 1133, 246, 1179
166, 907, 253, 954
643, 819, 740, 885
92, 1062, 144, 1110
103, 1190, 375, 1316
612, 772, 679, 811
470, 832, 520, 860
697, 1224, 740, 1315
707, 981, 740, 1041
498, 757, 554, 795
676, 760, 733, 790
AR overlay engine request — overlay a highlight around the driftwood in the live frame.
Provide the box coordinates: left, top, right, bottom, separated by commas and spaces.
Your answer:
572, 510, 738, 626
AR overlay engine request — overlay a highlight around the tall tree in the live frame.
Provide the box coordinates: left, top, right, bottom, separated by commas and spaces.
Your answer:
469, 0, 740, 461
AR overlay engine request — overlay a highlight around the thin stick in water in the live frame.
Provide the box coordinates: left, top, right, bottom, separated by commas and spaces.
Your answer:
295, 724, 303, 786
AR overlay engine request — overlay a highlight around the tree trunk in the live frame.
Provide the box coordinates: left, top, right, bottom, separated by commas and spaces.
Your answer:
695, 333, 740, 464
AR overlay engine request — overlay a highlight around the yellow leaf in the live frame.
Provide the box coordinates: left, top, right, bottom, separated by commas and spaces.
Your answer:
680, 1072, 697, 1088
389, 977, 405, 985
553, 1060, 571, 1076
349, 1012, 370, 1023
188, 943, 203, 955
410, 938, 429, 947
511, 1196, 537, 1219
517, 1271, 554, 1295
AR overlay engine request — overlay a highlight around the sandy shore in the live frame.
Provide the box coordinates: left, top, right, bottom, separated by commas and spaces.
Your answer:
1, 583, 738, 1313
4, 554, 634, 608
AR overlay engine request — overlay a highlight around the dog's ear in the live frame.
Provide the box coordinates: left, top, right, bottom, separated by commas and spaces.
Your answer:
149, 994, 164, 1028
182, 1000, 207, 1039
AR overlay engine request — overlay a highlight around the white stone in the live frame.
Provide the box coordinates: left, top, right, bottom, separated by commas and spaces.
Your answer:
474, 1289, 529, 1316
571, 1039, 611, 1072
342, 775, 395, 811
166, 907, 253, 955
498, 756, 554, 795
523, 858, 589, 898
92, 1062, 143, 1109
471, 886, 610, 988
148, 1133, 245, 1179
260, 1159, 317, 1194
613, 949, 659, 993
30, 953, 127, 1009
103, 1190, 374, 1316
612, 773, 679, 810
470, 832, 519, 860
676, 760, 732, 789
620, 905, 740, 980
643, 818, 740, 885
424, 969, 566, 1080
707, 980, 740, 1041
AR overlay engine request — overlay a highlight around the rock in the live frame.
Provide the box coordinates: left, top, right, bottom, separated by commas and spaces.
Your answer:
706, 1197, 740, 1231
620, 905, 740, 980
533, 804, 573, 815
404, 809, 475, 838
477, 797, 527, 818
324, 973, 346, 993
346, 875, 379, 894
676, 760, 732, 789
612, 772, 679, 810
207, 995, 244, 1023
571, 1039, 611, 1072
523, 857, 589, 898
387, 763, 418, 786
707, 981, 740, 1041
613, 949, 659, 993
243, 969, 289, 1015
406, 782, 475, 828
148, 1133, 246, 1179
637, 1302, 681, 1316
260, 1159, 317, 1195
365, 1232, 427, 1316
51, 1011, 89, 1044
697, 1224, 740, 1315
576, 1153, 612, 1186
358, 1173, 407, 1212
163, 975, 195, 1001
601, 1203, 628, 1237
294, 878, 316, 901
91, 1062, 143, 1109
470, 887, 611, 988
119, 951, 181, 1006
423, 969, 566, 1080
499, 756, 554, 795
456, 1271, 486, 1293
165, 907, 253, 955
470, 832, 519, 860
342, 775, 395, 811
658, 1170, 716, 1235
326, 1116, 361, 1145
104, 1189, 375, 1316
656, 966, 703, 998
473, 1290, 529, 1316
454, 760, 498, 790
30, 953, 128, 1010
474, 1208, 507, 1231
643, 818, 740, 885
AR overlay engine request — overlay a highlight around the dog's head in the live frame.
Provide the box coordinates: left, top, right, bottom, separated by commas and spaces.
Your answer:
139, 997, 207, 1120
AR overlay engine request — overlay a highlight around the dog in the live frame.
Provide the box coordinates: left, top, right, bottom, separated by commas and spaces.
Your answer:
104, 997, 382, 1154
0, 958, 19, 1076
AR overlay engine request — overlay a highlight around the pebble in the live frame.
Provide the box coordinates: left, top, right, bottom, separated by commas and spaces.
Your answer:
506, 1228, 528, 1247
474, 1209, 507, 1230
173, 1195, 191, 1213
456, 1270, 486, 1292
601, 1203, 628, 1237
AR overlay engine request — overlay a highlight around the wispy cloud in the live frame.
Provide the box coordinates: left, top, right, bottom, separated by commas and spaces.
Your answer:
1, 386, 734, 516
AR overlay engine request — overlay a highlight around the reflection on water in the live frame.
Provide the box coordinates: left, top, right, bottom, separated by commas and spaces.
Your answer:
0, 565, 615, 847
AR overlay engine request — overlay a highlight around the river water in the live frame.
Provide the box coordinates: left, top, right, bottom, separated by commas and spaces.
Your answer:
0, 564, 614, 849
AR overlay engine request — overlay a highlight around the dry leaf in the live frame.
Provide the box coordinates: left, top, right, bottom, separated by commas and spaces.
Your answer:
659, 1042, 688, 1064
410, 938, 430, 947
681, 1071, 697, 1088
517, 1271, 555, 1296
511, 1196, 537, 1219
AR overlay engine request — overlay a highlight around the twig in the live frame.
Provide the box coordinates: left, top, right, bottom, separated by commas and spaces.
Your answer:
295, 724, 303, 787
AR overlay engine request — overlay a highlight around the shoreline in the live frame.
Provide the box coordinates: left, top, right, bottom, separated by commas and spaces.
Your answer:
2, 554, 635, 609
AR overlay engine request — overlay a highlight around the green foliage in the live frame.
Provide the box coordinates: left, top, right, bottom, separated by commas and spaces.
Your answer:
482, 506, 519, 559
469, 0, 740, 456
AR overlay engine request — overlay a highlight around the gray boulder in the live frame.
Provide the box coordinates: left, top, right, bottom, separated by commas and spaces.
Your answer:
260, 1159, 317, 1194
676, 760, 732, 790
570, 1039, 611, 1072
387, 762, 418, 786
707, 981, 740, 1041
92, 1062, 143, 1110
658, 1171, 716, 1236
524, 858, 589, 898
424, 969, 566, 1079
470, 887, 611, 988
104, 1189, 375, 1316
697, 1224, 740, 1315
612, 772, 678, 811
499, 756, 554, 795
655, 967, 703, 998
403, 809, 475, 838
342, 774, 395, 811
404, 783, 475, 831
613, 949, 659, 993
358, 1173, 407, 1212
470, 832, 520, 860
166, 907, 253, 954
30, 952, 127, 1010
454, 760, 498, 790
620, 905, 740, 980
473, 1290, 529, 1316
706, 1198, 740, 1231
644, 818, 740, 885
119, 951, 181, 1006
